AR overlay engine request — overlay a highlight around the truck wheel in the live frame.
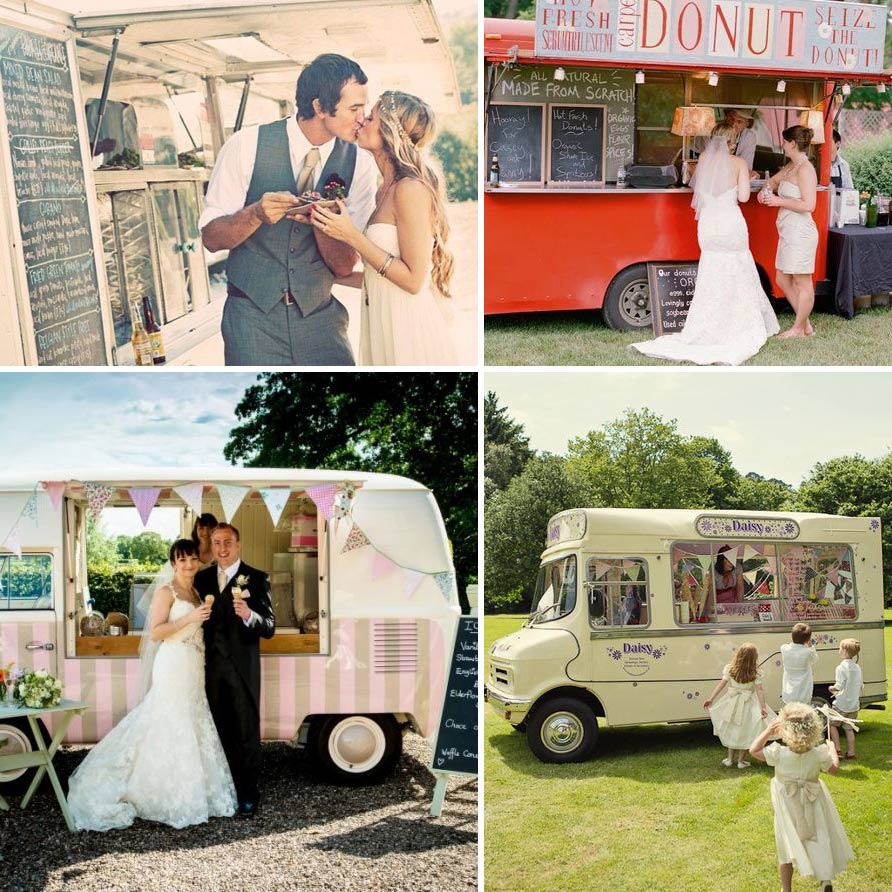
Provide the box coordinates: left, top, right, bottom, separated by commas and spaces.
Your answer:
603, 264, 652, 330
0, 717, 51, 795
526, 697, 597, 763
311, 714, 402, 785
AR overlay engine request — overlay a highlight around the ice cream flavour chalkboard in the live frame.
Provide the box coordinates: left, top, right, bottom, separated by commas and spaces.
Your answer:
0, 24, 107, 365
429, 616, 477, 777
647, 262, 700, 336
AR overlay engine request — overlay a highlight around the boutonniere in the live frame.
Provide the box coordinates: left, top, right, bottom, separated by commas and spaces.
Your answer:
236, 574, 249, 587
322, 174, 348, 200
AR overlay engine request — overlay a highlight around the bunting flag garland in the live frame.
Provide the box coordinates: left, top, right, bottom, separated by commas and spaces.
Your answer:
173, 483, 204, 515
21, 493, 38, 525
402, 569, 425, 598
371, 550, 393, 580
342, 525, 370, 553
305, 484, 338, 520
697, 554, 713, 572
743, 545, 760, 563
433, 571, 455, 601
42, 481, 65, 511
85, 483, 115, 520
128, 488, 161, 527
4, 524, 21, 557
594, 560, 613, 580
333, 486, 355, 520
216, 484, 250, 522
259, 488, 290, 528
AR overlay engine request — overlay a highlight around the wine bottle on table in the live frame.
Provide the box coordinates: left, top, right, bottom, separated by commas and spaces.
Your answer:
141, 296, 166, 365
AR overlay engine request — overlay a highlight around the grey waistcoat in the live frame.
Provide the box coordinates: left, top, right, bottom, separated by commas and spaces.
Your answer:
226, 118, 357, 316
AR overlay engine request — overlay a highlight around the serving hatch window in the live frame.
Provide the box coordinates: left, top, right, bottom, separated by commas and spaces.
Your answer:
585, 557, 649, 629
530, 555, 577, 624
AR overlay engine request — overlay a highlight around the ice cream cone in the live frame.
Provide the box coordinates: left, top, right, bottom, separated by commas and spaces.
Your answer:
205, 595, 215, 606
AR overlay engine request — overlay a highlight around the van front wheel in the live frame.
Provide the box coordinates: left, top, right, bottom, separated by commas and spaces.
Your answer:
311, 714, 402, 785
0, 717, 51, 795
527, 697, 597, 763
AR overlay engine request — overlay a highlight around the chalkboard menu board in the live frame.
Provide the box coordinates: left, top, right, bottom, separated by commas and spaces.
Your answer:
430, 616, 477, 776
486, 104, 544, 185
0, 24, 107, 365
489, 65, 635, 183
549, 105, 605, 184
647, 262, 699, 336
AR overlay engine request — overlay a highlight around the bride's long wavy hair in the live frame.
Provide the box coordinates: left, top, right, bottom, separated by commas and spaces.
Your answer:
375, 90, 454, 296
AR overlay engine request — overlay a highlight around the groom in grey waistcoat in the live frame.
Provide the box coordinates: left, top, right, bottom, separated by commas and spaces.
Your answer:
200, 54, 377, 365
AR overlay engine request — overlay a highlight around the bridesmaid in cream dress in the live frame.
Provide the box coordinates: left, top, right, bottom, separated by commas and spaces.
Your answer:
312, 91, 457, 365
759, 125, 819, 339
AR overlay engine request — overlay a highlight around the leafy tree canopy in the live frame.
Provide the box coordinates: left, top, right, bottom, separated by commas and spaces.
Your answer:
484, 391, 534, 496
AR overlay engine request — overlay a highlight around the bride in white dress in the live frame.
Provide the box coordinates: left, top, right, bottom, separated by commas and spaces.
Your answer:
68, 539, 236, 831
631, 120, 779, 365
311, 91, 457, 365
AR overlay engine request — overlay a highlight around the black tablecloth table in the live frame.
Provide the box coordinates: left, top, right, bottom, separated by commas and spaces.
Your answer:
827, 225, 892, 318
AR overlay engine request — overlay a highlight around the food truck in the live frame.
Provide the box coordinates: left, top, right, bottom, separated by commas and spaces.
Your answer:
0, 0, 459, 364
0, 470, 460, 788
484, 0, 892, 328
485, 508, 887, 762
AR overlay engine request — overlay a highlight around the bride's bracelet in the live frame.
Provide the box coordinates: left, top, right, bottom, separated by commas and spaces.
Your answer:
377, 253, 395, 278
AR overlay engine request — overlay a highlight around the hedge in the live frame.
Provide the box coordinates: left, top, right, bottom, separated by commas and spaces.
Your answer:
87, 563, 158, 616
844, 134, 892, 196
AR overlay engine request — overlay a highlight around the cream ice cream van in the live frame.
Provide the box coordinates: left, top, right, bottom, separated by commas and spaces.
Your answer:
0, 470, 460, 790
486, 509, 887, 763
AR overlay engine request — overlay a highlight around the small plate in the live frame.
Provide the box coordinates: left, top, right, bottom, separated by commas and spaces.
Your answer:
285, 198, 338, 215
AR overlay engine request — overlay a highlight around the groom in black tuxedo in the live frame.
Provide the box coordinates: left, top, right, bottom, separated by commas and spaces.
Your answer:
197, 523, 275, 817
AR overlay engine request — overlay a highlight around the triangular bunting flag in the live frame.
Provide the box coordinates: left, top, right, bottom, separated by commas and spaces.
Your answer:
42, 481, 65, 511
259, 488, 290, 528
342, 524, 370, 553
742, 545, 759, 562
128, 488, 161, 527
334, 486, 355, 521
371, 550, 393, 580
720, 546, 740, 563
433, 571, 454, 601
402, 569, 425, 598
305, 484, 338, 520
594, 560, 612, 580
633, 562, 644, 582
827, 567, 840, 585
804, 567, 818, 582
216, 484, 249, 523
697, 555, 713, 572
85, 483, 115, 521
21, 492, 38, 525
173, 483, 204, 515
4, 524, 21, 557
744, 570, 758, 584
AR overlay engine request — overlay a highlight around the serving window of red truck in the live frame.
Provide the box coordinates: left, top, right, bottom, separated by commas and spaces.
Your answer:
484, 0, 891, 328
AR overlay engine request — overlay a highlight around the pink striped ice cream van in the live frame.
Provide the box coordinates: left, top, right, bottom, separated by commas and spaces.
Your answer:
0, 469, 460, 790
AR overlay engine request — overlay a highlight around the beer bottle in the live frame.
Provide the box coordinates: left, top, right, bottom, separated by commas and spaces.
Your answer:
489, 153, 500, 187
141, 296, 166, 365
130, 304, 153, 367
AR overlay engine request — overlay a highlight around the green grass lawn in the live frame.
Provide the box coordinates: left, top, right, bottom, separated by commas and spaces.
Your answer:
484, 614, 892, 892
484, 304, 892, 366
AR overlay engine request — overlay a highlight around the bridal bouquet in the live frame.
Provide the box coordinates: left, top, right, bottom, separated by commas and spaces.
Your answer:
17, 668, 63, 709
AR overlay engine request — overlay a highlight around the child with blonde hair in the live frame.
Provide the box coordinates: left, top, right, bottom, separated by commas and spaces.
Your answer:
750, 703, 853, 892
829, 638, 862, 760
703, 643, 775, 768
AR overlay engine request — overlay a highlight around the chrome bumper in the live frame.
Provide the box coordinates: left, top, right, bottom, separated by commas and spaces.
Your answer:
484, 685, 532, 723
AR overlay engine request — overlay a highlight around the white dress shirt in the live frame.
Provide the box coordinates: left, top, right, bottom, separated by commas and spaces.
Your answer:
832, 658, 862, 712
218, 559, 259, 628
780, 642, 819, 704
199, 116, 377, 232
831, 154, 854, 190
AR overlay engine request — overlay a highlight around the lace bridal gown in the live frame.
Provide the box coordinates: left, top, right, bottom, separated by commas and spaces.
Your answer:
359, 223, 458, 366
631, 177, 779, 366
67, 597, 236, 831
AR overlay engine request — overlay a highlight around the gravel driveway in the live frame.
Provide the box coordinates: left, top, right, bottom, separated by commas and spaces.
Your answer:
0, 736, 477, 892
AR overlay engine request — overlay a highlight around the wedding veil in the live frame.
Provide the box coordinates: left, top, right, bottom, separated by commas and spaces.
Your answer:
690, 136, 737, 220
136, 561, 174, 700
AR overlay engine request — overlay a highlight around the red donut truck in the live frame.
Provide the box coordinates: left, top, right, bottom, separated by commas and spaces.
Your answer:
484, 1, 891, 329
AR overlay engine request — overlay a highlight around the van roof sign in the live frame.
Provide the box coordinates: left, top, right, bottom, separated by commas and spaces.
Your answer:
696, 514, 800, 539
547, 510, 586, 546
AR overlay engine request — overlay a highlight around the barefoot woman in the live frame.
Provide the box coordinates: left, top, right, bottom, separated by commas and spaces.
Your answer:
759, 125, 818, 339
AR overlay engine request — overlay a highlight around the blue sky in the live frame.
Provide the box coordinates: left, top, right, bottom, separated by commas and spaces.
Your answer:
486, 370, 892, 486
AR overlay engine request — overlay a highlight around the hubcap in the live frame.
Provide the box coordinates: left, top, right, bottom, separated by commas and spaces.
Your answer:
619, 281, 652, 326
0, 725, 32, 782
540, 711, 584, 754
328, 717, 386, 773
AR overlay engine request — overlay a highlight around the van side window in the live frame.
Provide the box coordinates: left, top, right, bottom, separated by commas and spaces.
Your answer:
779, 543, 857, 621
585, 558, 648, 628
0, 554, 53, 610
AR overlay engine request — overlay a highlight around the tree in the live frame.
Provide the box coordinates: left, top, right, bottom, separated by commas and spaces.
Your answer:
484, 0, 535, 19
224, 373, 477, 608
484, 391, 534, 495
484, 453, 583, 611
86, 515, 118, 568
432, 129, 477, 202
728, 473, 794, 512
795, 454, 892, 606
688, 436, 740, 507
565, 409, 721, 509
448, 20, 477, 105
117, 531, 171, 565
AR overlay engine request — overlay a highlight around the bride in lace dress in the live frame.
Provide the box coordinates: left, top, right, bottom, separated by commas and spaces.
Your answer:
631, 121, 779, 365
68, 539, 236, 831
312, 91, 457, 365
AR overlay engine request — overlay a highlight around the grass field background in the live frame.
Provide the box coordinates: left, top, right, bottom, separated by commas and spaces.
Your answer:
484, 304, 892, 366
484, 614, 892, 892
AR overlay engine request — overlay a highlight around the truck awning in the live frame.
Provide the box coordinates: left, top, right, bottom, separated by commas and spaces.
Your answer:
72, 0, 460, 113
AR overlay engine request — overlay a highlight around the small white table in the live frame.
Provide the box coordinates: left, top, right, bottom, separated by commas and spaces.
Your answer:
0, 699, 87, 831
